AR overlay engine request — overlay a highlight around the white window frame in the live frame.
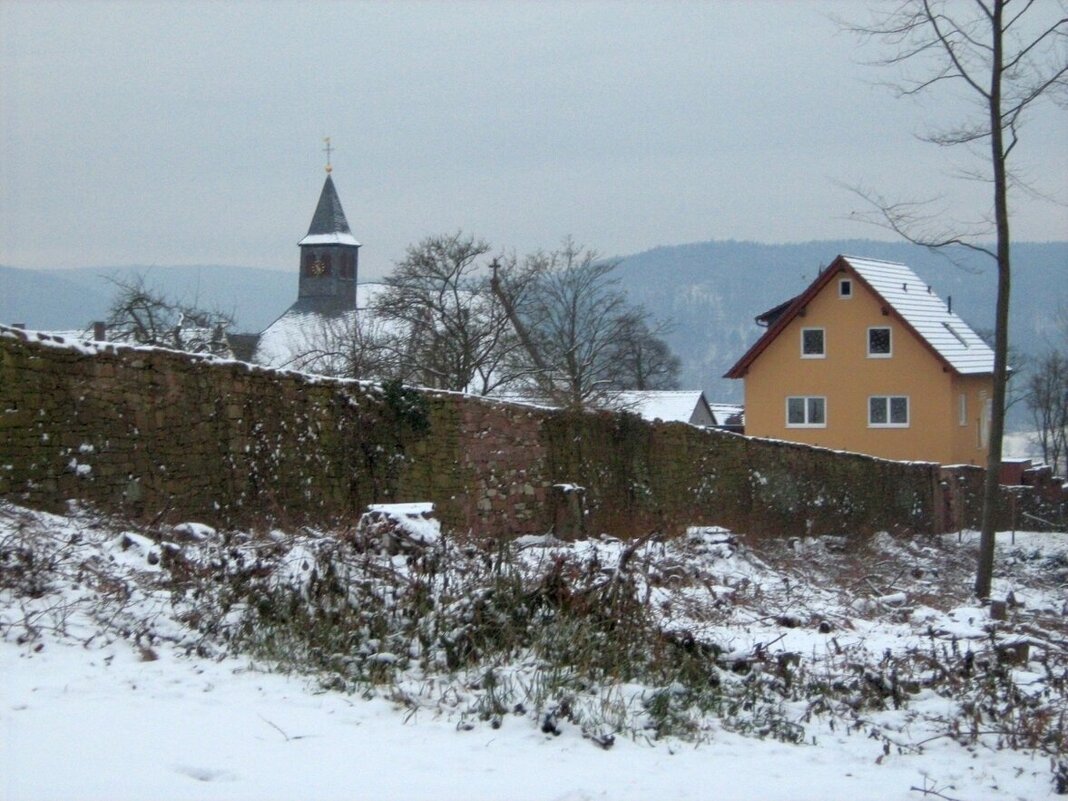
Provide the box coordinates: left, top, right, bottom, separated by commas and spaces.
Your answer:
867, 326, 892, 358
958, 393, 967, 426
800, 327, 826, 359
786, 396, 827, 428
839, 278, 853, 298
868, 395, 909, 428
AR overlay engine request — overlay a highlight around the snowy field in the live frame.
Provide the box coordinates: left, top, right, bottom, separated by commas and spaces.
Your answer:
2, 502, 1066, 801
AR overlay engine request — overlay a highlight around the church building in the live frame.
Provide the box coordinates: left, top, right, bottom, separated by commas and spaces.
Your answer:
292, 172, 360, 314
237, 161, 369, 370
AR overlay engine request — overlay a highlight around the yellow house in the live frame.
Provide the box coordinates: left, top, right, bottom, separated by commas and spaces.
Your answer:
725, 255, 995, 467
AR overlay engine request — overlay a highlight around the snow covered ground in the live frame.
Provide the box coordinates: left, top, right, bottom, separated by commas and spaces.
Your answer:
2, 502, 1065, 801
9, 635, 1040, 801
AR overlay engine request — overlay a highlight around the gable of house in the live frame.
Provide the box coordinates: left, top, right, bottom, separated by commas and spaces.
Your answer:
725, 255, 994, 466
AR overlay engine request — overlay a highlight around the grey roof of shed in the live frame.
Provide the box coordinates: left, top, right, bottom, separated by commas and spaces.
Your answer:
299, 175, 360, 247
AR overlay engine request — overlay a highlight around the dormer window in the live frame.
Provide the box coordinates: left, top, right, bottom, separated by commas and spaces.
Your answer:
801, 328, 825, 358
868, 327, 892, 358
839, 278, 853, 298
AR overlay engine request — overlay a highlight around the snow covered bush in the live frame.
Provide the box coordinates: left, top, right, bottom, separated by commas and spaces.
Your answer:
2, 499, 1066, 792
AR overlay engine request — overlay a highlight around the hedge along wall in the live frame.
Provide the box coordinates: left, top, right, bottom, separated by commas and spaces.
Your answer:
541, 410, 939, 538
1, 326, 948, 539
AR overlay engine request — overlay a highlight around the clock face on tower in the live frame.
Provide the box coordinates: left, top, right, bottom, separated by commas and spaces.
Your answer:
311, 258, 325, 276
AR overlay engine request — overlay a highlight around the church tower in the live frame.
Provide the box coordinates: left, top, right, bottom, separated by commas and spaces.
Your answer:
295, 149, 360, 313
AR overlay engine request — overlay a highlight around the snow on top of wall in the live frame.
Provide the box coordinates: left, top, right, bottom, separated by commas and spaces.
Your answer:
1, 323, 204, 361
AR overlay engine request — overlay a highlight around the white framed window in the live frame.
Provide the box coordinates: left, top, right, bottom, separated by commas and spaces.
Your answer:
801, 327, 825, 358
958, 393, 967, 426
787, 396, 826, 428
868, 326, 892, 358
869, 395, 909, 427
839, 278, 853, 298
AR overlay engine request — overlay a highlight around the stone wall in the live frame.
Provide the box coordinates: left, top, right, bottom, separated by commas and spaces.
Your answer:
4, 326, 1055, 539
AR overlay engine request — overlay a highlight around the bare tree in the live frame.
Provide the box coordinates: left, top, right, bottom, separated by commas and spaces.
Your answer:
1026, 349, 1068, 475
609, 314, 681, 391
105, 274, 233, 356
502, 239, 680, 409
372, 232, 523, 395
976, 327, 1029, 413
846, 1, 1068, 598
281, 310, 399, 380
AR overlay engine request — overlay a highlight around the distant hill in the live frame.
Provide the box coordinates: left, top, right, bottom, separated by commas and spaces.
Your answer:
3, 240, 1065, 413
0, 265, 294, 333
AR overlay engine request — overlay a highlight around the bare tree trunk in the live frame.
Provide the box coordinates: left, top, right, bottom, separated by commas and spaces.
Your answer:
490, 259, 548, 375
976, 0, 1010, 600
844, 0, 1068, 598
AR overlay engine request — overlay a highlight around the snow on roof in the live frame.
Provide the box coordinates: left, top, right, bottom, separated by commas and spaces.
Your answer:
707, 403, 744, 425
253, 283, 387, 370
610, 390, 707, 424
843, 256, 994, 375
707, 402, 743, 416
253, 308, 346, 369
297, 232, 361, 247
36, 328, 96, 341
726, 255, 995, 379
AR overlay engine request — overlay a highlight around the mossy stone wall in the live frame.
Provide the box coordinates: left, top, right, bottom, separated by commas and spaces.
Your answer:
3, 327, 1036, 538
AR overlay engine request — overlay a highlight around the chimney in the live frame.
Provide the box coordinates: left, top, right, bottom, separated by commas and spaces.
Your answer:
93, 321, 106, 341
948, 296, 953, 314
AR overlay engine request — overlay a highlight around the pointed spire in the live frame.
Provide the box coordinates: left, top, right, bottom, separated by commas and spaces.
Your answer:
307, 175, 350, 236
299, 174, 360, 247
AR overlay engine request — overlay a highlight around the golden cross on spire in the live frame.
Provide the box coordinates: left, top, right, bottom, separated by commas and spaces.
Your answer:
323, 136, 334, 173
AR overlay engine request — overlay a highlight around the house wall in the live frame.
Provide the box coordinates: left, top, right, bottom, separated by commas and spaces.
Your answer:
742, 266, 972, 465
949, 374, 994, 466
689, 401, 715, 427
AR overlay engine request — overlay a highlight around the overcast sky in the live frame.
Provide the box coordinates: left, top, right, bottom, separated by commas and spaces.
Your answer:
2, 1, 1065, 280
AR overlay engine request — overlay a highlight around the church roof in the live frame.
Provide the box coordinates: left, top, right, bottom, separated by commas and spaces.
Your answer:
299, 174, 360, 247
252, 283, 389, 370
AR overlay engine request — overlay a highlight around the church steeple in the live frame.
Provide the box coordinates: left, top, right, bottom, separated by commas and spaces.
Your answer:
299, 174, 359, 247
296, 152, 360, 312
